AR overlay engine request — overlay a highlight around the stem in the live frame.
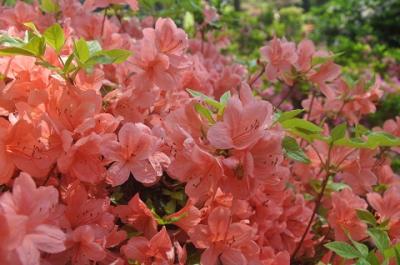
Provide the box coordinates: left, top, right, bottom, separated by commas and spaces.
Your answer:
101, 7, 108, 37
291, 144, 333, 260
307, 90, 316, 122
58, 55, 65, 67
42, 163, 57, 186
291, 173, 331, 260
248, 62, 266, 88
275, 84, 295, 110
300, 90, 316, 147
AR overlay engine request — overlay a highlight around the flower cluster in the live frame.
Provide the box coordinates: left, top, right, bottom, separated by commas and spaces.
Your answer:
0, 1, 399, 265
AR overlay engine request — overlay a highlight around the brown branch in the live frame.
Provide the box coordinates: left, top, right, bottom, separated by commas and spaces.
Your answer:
275, 84, 295, 110
248, 62, 266, 88
291, 144, 333, 260
42, 163, 57, 186
100, 7, 109, 37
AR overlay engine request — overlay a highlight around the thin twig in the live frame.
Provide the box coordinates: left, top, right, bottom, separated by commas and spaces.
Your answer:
291, 144, 333, 260
100, 7, 108, 37
42, 163, 57, 186
248, 62, 266, 88
275, 84, 295, 110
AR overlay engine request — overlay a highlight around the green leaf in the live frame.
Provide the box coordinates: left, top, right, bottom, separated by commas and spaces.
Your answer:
0, 35, 24, 47
23, 22, 41, 35
281, 118, 323, 142
186, 88, 222, 110
40, 0, 60, 13
164, 200, 176, 215
194, 103, 215, 124
331, 123, 347, 142
356, 209, 377, 226
27, 35, 46, 56
281, 118, 323, 133
327, 181, 350, 191
219, 91, 231, 105
355, 259, 371, 265
350, 239, 369, 257
276, 109, 304, 123
282, 136, 310, 164
43, 24, 65, 53
335, 132, 400, 149
62, 54, 75, 74
394, 247, 400, 265
366, 251, 380, 265
87, 40, 102, 55
355, 124, 369, 137
8, 35, 47, 57
325, 241, 362, 259
74, 39, 90, 63
103, 49, 132, 63
183, 11, 195, 36
0, 47, 36, 56
368, 228, 390, 252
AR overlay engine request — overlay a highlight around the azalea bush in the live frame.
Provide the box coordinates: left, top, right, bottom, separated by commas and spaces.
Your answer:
0, 1, 400, 265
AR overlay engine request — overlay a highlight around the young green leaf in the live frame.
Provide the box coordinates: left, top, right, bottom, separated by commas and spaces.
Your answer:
40, 0, 60, 13
331, 123, 347, 142
44, 24, 65, 53
23, 35, 46, 56
164, 200, 176, 215
282, 136, 311, 164
74, 39, 90, 63
366, 251, 380, 265
23, 22, 41, 36
87, 40, 102, 55
219, 91, 231, 105
394, 247, 400, 265
325, 241, 362, 259
281, 118, 323, 133
368, 228, 390, 252
276, 109, 304, 123
186, 88, 222, 110
0, 35, 24, 47
88, 49, 132, 65
356, 209, 377, 226
355, 124, 369, 137
355, 259, 371, 265
0, 47, 36, 56
194, 103, 215, 124
350, 239, 369, 257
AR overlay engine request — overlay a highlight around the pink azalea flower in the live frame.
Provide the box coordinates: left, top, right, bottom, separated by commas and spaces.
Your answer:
58, 133, 114, 184
69, 225, 107, 265
383, 116, 400, 153
164, 201, 201, 232
296, 39, 315, 73
328, 189, 368, 241
155, 18, 188, 56
260, 38, 298, 82
1, 118, 60, 181
340, 149, 377, 195
0, 172, 66, 265
308, 61, 341, 98
121, 227, 174, 265
113, 194, 158, 238
189, 206, 259, 265
64, 182, 111, 229
130, 18, 189, 91
107, 122, 170, 186
207, 95, 273, 150
367, 186, 400, 223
